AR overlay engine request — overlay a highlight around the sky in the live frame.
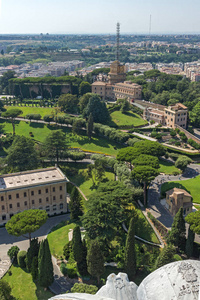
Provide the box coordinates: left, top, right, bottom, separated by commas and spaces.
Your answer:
0, 0, 200, 34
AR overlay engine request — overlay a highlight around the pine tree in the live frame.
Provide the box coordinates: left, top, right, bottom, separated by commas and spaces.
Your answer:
154, 244, 176, 270
86, 113, 93, 140
185, 225, 195, 258
124, 217, 136, 279
26, 238, 40, 272
38, 239, 54, 288
69, 186, 83, 220
87, 240, 104, 285
167, 208, 186, 250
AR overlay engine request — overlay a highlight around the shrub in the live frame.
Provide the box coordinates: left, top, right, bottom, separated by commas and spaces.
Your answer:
63, 241, 72, 260
17, 250, 27, 268
188, 138, 200, 150
169, 153, 179, 161
7, 246, 19, 263
71, 283, 98, 294
67, 263, 77, 278
60, 262, 68, 276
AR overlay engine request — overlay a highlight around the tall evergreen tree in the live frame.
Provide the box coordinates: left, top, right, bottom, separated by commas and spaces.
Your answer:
124, 217, 136, 279
167, 208, 186, 250
154, 245, 176, 270
72, 225, 83, 264
69, 187, 83, 220
185, 225, 195, 258
38, 239, 54, 288
31, 256, 38, 280
86, 113, 93, 140
77, 239, 88, 276
26, 238, 40, 272
87, 240, 104, 285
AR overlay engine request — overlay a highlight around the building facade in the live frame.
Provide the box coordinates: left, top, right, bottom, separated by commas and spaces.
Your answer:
113, 81, 142, 102
0, 167, 69, 225
166, 188, 192, 216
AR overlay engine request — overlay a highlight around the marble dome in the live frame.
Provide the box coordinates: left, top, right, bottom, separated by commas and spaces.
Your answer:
49, 260, 200, 300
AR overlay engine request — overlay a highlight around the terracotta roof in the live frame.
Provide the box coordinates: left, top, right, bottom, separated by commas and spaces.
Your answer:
92, 81, 107, 86
166, 188, 192, 198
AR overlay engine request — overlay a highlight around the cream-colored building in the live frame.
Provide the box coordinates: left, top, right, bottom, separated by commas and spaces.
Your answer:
0, 167, 69, 225
143, 103, 188, 129
166, 188, 192, 217
92, 60, 142, 102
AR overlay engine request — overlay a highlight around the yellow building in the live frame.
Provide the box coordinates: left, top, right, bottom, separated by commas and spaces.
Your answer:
107, 61, 126, 85
113, 81, 142, 102
0, 167, 69, 225
166, 188, 192, 217
164, 103, 188, 129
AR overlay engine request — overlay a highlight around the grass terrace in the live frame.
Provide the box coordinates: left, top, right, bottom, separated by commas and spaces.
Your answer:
159, 160, 181, 175
5, 105, 64, 119
109, 110, 147, 128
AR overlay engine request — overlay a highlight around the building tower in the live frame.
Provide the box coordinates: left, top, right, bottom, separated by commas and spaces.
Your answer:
116, 22, 120, 61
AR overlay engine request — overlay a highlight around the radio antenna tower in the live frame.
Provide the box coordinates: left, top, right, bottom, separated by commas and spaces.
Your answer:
149, 15, 151, 36
116, 22, 120, 61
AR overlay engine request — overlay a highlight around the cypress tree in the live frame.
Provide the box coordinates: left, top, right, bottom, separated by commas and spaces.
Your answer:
185, 225, 195, 258
124, 217, 136, 279
38, 239, 54, 288
26, 238, 40, 272
86, 113, 93, 140
87, 240, 104, 285
31, 256, 38, 280
69, 187, 83, 220
154, 244, 176, 270
167, 208, 186, 250
77, 239, 88, 276
72, 225, 83, 264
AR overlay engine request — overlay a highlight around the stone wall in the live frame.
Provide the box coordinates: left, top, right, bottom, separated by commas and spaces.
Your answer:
134, 100, 166, 111
175, 124, 200, 145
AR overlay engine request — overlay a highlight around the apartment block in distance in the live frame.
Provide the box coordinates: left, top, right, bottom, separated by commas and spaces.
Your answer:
0, 167, 69, 225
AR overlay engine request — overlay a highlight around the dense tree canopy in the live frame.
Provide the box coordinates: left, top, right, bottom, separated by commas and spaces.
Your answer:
167, 208, 186, 250
44, 130, 67, 163
132, 154, 159, 169
84, 95, 110, 123
133, 140, 166, 157
58, 94, 79, 113
6, 135, 38, 172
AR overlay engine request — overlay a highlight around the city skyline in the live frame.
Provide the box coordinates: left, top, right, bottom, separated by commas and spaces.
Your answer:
0, 0, 200, 35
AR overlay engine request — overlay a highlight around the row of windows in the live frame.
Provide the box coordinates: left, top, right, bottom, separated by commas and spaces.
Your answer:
1, 195, 63, 210
0, 186, 63, 201
1, 204, 64, 220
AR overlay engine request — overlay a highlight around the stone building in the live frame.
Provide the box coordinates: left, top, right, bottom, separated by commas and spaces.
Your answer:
92, 60, 142, 102
0, 167, 69, 225
143, 103, 188, 129
165, 188, 192, 216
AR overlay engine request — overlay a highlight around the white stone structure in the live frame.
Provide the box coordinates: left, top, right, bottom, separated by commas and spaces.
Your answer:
49, 260, 200, 300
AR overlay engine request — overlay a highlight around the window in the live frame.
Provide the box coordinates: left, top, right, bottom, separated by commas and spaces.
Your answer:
46, 206, 50, 212
1, 196, 4, 201
46, 188, 48, 193
59, 186, 62, 191
60, 195, 63, 200
38, 190, 41, 195
24, 201, 27, 206
32, 200, 34, 205
39, 198, 42, 204
53, 205, 56, 211
9, 204, 12, 209
46, 197, 49, 202
60, 203, 63, 209
2, 205, 5, 210
53, 187, 55, 192
16, 193, 19, 199
31, 191, 34, 196
2, 215, 6, 220
53, 196, 56, 201
10, 214, 13, 218
8, 195, 11, 200
17, 203, 20, 208
24, 192, 27, 197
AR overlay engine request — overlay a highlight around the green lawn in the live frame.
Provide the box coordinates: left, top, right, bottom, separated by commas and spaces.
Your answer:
3, 265, 54, 300
5, 105, 64, 118
159, 160, 181, 175
110, 110, 147, 127
67, 163, 115, 198
0, 120, 124, 156
161, 175, 200, 203
47, 222, 77, 258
